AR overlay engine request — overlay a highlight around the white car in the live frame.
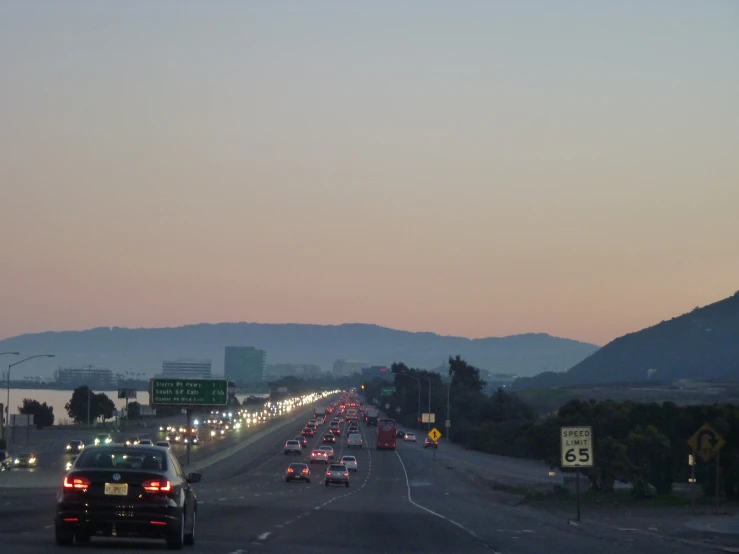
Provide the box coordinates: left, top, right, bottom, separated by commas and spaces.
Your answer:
318, 445, 335, 459
340, 455, 358, 472
156, 441, 170, 449
347, 433, 363, 448
404, 433, 417, 442
138, 439, 153, 446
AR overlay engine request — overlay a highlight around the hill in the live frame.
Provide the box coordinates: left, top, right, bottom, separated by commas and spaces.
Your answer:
514, 291, 739, 389
0, 323, 597, 378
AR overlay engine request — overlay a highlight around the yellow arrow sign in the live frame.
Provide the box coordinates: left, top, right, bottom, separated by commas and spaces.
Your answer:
428, 428, 442, 441
687, 423, 726, 463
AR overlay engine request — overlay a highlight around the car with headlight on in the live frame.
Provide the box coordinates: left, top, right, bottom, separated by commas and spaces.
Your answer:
0, 450, 13, 471
325, 464, 350, 487
65, 455, 79, 473
13, 452, 37, 468
182, 435, 199, 445
55, 444, 201, 548
309, 449, 328, 464
93, 434, 113, 446
65, 440, 85, 453
123, 437, 140, 446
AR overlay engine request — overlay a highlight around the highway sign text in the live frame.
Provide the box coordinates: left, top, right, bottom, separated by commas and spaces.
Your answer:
150, 378, 228, 406
561, 426, 593, 468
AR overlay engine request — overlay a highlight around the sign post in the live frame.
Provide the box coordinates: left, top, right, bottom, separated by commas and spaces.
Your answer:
428, 427, 442, 460
560, 426, 594, 522
185, 408, 192, 467
687, 424, 726, 512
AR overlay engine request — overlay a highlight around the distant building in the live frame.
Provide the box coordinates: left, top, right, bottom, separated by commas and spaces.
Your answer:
266, 363, 322, 380
55, 366, 116, 389
361, 365, 393, 382
332, 359, 370, 376
160, 359, 212, 379
224, 347, 266, 385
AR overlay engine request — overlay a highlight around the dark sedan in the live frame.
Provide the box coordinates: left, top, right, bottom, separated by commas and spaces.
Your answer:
12, 452, 38, 468
322, 434, 336, 444
285, 463, 311, 483
55, 444, 201, 549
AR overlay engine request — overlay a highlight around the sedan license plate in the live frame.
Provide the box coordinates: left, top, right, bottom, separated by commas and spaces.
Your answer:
104, 483, 128, 496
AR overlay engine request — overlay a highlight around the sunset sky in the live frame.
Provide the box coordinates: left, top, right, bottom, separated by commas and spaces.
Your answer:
1, 1, 737, 346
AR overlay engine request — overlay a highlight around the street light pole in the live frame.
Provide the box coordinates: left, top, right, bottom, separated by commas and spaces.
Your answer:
6, 354, 55, 445
0, 352, 20, 438
427, 378, 431, 433
446, 381, 451, 439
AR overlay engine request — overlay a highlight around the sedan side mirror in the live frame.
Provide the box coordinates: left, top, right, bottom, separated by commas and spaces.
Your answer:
186, 472, 202, 483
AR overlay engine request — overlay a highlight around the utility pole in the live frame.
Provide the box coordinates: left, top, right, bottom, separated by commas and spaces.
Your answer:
446, 380, 451, 440
427, 378, 431, 432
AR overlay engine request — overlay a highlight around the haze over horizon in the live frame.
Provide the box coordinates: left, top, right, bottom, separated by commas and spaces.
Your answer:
1, 1, 737, 346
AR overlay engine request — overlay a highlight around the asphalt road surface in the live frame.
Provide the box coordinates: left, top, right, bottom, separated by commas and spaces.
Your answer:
0, 409, 715, 553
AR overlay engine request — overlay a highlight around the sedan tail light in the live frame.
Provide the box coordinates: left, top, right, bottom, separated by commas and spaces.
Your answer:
287, 468, 294, 473
63, 476, 90, 491
343, 473, 349, 477
142, 479, 173, 493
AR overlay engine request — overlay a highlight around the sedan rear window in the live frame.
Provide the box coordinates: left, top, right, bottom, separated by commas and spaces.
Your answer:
342, 456, 356, 462
76, 448, 168, 471
328, 465, 345, 471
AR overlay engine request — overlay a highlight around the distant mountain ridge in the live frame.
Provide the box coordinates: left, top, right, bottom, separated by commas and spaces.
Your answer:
0, 322, 598, 378
514, 292, 739, 389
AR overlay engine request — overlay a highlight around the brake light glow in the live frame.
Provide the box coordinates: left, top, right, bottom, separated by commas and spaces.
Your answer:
63, 517, 79, 522
142, 479, 173, 492
63, 476, 90, 491
287, 468, 294, 472
344, 473, 349, 477
150, 521, 167, 526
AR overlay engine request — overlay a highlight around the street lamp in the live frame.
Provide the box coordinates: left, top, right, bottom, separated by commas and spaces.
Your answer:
6, 354, 55, 443
400, 372, 433, 431
0, 352, 20, 430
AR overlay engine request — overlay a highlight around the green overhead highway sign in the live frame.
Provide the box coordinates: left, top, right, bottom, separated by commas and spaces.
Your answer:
381, 386, 396, 396
150, 378, 228, 406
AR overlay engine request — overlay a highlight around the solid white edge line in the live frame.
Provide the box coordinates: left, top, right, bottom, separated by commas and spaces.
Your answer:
394, 450, 499, 554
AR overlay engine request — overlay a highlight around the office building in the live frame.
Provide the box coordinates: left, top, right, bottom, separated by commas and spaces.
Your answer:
224, 347, 266, 385
361, 365, 393, 382
55, 366, 116, 389
266, 363, 322, 380
160, 359, 212, 379
332, 359, 370, 376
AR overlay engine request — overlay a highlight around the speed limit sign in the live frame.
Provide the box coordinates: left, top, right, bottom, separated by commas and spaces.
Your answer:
561, 426, 593, 468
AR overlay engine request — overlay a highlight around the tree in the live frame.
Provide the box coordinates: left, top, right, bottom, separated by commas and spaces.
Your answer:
18, 398, 55, 429
65, 386, 95, 424
448, 355, 486, 392
94, 393, 115, 422
127, 401, 141, 420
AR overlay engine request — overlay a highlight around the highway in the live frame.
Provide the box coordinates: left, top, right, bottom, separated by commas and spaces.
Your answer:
0, 405, 714, 553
